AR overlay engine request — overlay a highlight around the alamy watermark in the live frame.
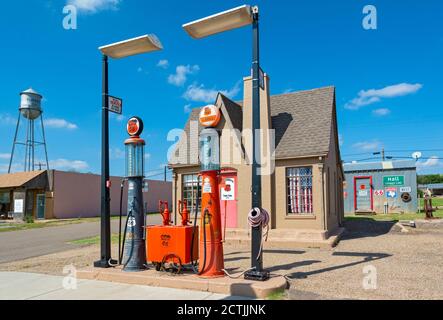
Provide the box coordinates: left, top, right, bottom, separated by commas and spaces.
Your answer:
363, 5, 377, 30
63, 5, 78, 30
167, 123, 276, 176
362, 265, 377, 290
62, 264, 78, 290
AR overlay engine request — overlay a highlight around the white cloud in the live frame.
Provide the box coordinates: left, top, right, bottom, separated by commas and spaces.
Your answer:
50, 159, 89, 171
417, 157, 441, 169
345, 83, 423, 110
110, 148, 125, 160
339, 134, 344, 147
67, 0, 120, 13
352, 140, 381, 151
0, 114, 16, 125
0, 153, 10, 160
157, 60, 169, 69
184, 104, 192, 113
372, 108, 391, 116
183, 81, 241, 103
45, 118, 78, 130
168, 65, 200, 86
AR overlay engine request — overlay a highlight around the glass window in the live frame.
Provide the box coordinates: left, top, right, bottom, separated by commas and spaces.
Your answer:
0, 192, 10, 204
182, 174, 202, 213
287, 167, 314, 215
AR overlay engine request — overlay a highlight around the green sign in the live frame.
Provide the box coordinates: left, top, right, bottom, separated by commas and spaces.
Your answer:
383, 175, 405, 187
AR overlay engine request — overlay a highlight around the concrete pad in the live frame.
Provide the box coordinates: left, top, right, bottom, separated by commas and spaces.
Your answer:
0, 272, 84, 300
0, 272, 242, 300
77, 267, 287, 299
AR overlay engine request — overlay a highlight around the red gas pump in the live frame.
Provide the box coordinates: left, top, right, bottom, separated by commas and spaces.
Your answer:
178, 200, 190, 226
159, 201, 171, 226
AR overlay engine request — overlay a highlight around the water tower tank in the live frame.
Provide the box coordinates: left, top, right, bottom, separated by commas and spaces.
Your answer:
20, 88, 42, 120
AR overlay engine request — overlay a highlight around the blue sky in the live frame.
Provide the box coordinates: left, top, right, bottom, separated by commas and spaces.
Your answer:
0, 0, 442, 178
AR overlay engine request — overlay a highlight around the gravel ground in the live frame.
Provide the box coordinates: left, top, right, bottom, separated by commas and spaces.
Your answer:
1, 219, 442, 300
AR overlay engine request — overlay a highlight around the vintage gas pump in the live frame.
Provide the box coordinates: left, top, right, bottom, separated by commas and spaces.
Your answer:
198, 105, 224, 278
122, 116, 147, 272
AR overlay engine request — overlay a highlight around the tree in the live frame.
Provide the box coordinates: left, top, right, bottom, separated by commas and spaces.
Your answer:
417, 175, 443, 185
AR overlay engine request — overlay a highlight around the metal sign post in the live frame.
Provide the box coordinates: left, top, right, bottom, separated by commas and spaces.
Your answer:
245, 7, 270, 282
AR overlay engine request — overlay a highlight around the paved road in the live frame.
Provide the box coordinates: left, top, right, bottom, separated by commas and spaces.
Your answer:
0, 216, 162, 264
0, 272, 247, 300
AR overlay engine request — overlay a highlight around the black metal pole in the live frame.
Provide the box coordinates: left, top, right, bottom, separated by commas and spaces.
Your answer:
245, 7, 269, 282
95, 55, 115, 268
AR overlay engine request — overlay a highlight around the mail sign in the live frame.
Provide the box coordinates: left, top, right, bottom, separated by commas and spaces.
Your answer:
383, 175, 405, 187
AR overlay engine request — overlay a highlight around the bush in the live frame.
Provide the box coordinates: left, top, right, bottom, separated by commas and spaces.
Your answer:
25, 215, 34, 224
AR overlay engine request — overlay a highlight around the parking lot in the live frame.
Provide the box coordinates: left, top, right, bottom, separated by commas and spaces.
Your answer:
0, 218, 442, 300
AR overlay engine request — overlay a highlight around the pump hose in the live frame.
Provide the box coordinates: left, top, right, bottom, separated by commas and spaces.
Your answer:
120, 197, 138, 268
198, 209, 209, 275
118, 180, 126, 265
190, 176, 201, 273
248, 207, 270, 260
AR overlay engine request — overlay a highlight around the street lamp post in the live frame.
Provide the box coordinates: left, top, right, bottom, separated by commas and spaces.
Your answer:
94, 35, 163, 269
183, 5, 269, 281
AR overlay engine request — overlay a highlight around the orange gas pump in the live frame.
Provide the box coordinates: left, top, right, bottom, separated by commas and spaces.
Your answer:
159, 201, 171, 226
199, 171, 224, 277
198, 127, 224, 278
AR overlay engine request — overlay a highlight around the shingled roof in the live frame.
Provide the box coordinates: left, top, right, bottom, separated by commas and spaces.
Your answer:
171, 86, 336, 165
0, 171, 46, 189
271, 86, 335, 158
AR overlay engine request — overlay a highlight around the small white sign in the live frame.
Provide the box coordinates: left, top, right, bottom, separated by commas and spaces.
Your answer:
221, 178, 235, 201
400, 187, 412, 193
14, 199, 24, 213
203, 182, 212, 194
358, 190, 368, 197
108, 96, 123, 115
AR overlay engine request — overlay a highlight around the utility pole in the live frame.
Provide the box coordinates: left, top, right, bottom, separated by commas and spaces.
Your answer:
373, 148, 386, 161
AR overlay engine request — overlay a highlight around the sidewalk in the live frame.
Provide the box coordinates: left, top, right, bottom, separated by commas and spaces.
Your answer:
0, 272, 249, 300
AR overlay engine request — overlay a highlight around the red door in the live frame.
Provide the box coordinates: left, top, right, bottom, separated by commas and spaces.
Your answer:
219, 170, 238, 233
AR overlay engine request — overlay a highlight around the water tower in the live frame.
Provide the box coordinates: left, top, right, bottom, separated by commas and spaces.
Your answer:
8, 88, 49, 173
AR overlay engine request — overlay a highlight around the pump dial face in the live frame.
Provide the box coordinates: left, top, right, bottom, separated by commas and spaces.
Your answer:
127, 116, 144, 136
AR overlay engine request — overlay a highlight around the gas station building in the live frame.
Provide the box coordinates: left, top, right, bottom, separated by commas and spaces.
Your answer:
170, 75, 345, 243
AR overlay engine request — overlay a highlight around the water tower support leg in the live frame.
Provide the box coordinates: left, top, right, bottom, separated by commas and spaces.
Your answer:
8, 112, 21, 174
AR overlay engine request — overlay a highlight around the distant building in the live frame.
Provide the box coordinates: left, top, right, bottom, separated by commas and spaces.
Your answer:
418, 183, 443, 196
343, 160, 418, 214
0, 170, 171, 220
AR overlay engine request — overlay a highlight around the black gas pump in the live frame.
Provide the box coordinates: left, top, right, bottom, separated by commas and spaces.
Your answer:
121, 116, 147, 272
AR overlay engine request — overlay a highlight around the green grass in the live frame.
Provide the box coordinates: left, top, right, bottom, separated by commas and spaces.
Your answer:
0, 218, 87, 233
0, 214, 160, 234
419, 197, 443, 208
267, 289, 287, 300
70, 233, 120, 246
346, 210, 443, 223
